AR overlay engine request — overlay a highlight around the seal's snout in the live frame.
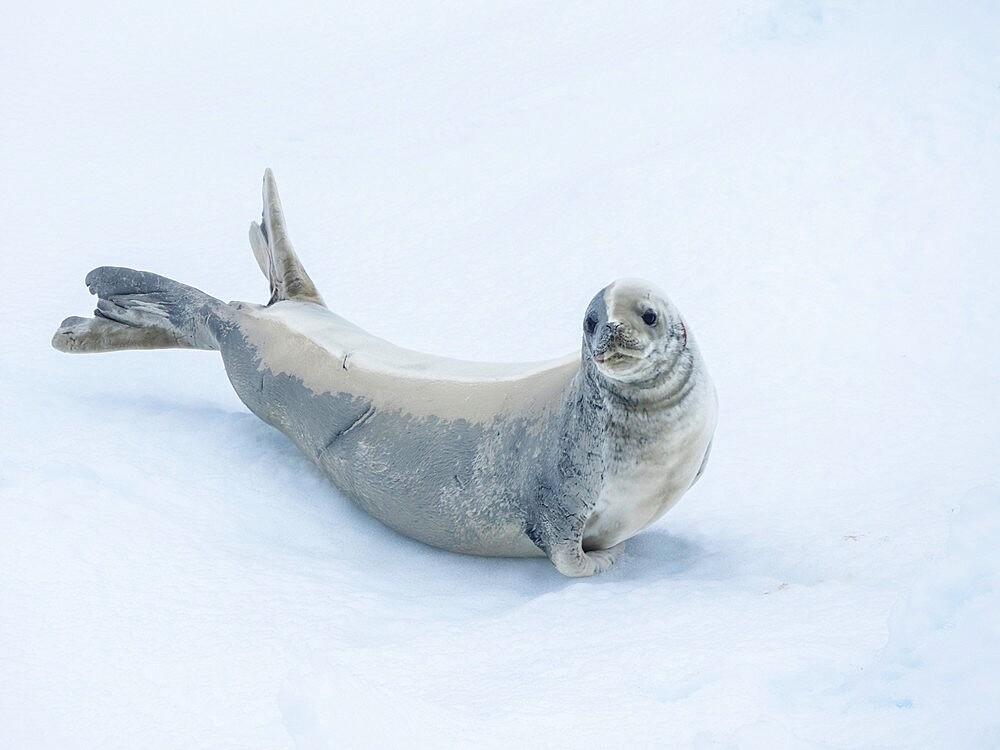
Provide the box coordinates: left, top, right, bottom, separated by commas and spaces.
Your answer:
597, 320, 626, 343
592, 319, 644, 365
604, 320, 641, 349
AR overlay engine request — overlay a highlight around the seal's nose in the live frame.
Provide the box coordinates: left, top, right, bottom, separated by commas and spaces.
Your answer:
595, 321, 626, 352
604, 321, 630, 342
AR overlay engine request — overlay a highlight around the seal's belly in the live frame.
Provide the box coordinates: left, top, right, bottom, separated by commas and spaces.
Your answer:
582, 423, 713, 551
582, 469, 687, 551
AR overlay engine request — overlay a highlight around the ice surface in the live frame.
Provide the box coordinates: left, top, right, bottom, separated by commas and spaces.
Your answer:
2, 1, 998, 747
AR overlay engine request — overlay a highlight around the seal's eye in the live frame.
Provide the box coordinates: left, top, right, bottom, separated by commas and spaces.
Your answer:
642, 309, 658, 326
585, 315, 597, 334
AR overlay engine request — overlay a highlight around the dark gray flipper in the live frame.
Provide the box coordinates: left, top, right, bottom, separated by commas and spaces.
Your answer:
248, 169, 325, 307
52, 266, 230, 353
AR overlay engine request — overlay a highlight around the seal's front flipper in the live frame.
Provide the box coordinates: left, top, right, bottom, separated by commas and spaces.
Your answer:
52, 266, 229, 353
249, 169, 326, 307
548, 542, 625, 577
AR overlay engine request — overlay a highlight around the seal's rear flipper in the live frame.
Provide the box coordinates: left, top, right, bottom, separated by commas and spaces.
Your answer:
52, 267, 229, 353
53, 315, 195, 352
249, 169, 326, 307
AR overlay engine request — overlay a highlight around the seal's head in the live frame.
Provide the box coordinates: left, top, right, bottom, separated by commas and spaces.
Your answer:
582, 279, 690, 386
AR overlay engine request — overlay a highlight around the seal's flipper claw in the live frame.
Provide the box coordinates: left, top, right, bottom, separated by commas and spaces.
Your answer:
251, 169, 326, 307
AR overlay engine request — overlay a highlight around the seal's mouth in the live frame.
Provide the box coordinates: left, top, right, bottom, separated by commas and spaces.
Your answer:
593, 348, 642, 366
590, 320, 646, 371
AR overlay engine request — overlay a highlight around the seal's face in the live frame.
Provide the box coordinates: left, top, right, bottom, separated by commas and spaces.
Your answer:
583, 279, 689, 385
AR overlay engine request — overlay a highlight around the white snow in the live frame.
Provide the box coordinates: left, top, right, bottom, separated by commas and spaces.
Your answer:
2, 1, 999, 747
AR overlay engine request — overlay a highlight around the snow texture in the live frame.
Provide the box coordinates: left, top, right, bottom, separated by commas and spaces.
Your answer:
2, 1, 998, 747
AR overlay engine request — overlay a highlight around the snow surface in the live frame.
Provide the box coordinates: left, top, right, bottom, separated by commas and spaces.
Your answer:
2, 1, 999, 747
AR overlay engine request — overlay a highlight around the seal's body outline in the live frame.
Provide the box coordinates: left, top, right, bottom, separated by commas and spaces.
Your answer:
53, 170, 717, 577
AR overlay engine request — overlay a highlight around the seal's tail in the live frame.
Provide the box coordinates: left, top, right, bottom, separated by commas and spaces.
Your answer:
248, 168, 326, 307
52, 267, 230, 353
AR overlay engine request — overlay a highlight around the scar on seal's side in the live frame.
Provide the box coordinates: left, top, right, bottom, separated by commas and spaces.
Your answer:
53, 170, 717, 577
